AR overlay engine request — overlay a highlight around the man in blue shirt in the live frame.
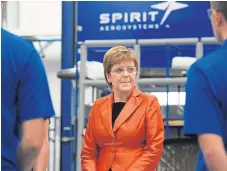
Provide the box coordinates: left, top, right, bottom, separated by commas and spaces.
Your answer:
1, 28, 55, 171
184, 1, 227, 171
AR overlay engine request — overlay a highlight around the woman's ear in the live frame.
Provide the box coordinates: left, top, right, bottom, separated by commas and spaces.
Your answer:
106, 73, 111, 83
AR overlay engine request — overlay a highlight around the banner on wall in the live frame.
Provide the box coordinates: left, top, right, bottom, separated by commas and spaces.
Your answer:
77, 1, 214, 67
78, 1, 213, 40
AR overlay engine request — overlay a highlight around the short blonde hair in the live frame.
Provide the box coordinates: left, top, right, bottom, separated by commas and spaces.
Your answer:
103, 45, 138, 88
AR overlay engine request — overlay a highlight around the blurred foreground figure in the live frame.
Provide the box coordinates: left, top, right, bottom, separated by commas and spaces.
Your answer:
1, 27, 55, 171
184, 1, 227, 171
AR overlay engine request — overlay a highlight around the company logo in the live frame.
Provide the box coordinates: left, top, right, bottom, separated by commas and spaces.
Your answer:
99, 1, 189, 32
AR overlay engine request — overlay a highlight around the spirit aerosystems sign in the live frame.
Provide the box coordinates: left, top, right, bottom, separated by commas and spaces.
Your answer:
78, 1, 212, 40
77, 1, 214, 67
99, 1, 189, 32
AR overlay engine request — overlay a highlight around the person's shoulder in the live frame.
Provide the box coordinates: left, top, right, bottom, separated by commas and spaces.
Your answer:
1, 29, 35, 54
192, 45, 227, 73
94, 95, 109, 105
140, 92, 159, 104
1, 29, 41, 73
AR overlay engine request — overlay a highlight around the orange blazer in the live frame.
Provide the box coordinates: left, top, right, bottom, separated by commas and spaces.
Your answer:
81, 88, 164, 171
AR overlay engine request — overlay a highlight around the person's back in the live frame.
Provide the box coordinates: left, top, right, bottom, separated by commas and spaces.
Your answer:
187, 41, 227, 170
195, 40, 227, 112
184, 2, 227, 170
198, 42, 227, 112
2, 29, 33, 170
1, 28, 55, 171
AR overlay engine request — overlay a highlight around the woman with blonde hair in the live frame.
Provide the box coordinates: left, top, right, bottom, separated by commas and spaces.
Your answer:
81, 45, 164, 171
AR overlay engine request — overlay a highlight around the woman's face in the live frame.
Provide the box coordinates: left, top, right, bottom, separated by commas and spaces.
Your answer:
106, 59, 137, 94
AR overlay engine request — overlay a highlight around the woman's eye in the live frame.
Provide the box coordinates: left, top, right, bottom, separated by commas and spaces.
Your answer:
127, 68, 134, 72
116, 68, 123, 73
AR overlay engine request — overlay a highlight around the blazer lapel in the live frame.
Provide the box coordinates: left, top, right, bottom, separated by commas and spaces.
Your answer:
100, 94, 114, 138
113, 88, 142, 133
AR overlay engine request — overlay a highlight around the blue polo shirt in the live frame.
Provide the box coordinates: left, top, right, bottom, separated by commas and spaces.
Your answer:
184, 39, 227, 171
1, 29, 55, 171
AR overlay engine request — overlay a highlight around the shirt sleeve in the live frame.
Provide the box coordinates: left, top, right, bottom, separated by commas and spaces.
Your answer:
17, 48, 55, 122
183, 65, 223, 137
